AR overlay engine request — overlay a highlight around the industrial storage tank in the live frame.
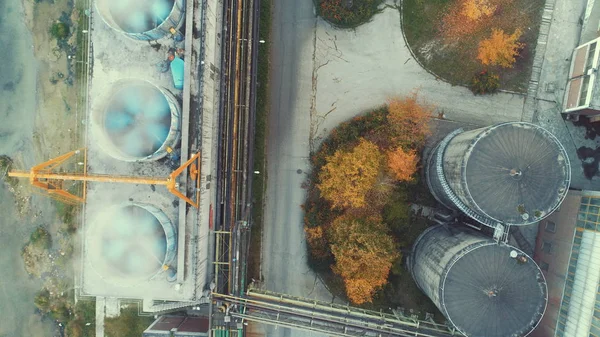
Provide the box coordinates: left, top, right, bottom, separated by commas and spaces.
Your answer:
87, 203, 177, 286
95, 0, 185, 41
97, 80, 181, 162
409, 225, 547, 337
426, 122, 570, 227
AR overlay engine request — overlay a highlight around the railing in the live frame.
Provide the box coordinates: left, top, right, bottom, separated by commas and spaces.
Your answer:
212, 290, 459, 337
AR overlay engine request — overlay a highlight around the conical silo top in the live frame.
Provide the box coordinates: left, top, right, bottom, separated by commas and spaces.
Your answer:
442, 244, 547, 337
463, 122, 570, 225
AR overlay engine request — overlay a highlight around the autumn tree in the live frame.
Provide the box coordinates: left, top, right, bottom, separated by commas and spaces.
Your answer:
477, 28, 524, 68
387, 147, 419, 182
328, 214, 398, 304
304, 225, 330, 260
461, 0, 496, 21
441, 0, 496, 39
317, 138, 383, 209
387, 94, 432, 149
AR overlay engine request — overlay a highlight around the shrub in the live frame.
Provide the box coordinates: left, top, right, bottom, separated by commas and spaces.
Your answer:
469, 70, 500, 95
30, 226, 52, 250
34, 289, 51, 312
50, 22, 70, 40
316, 0, 384, 28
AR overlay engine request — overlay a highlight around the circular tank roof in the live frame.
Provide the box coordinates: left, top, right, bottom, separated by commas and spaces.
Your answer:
99, 0, 176, 34
464, 122, 570, 225
442, 244, 547, 337
88, 204, 174, 285
103, 82, 174, 159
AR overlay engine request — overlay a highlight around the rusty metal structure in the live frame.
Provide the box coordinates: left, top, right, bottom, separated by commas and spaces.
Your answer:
8, 148, 201, 207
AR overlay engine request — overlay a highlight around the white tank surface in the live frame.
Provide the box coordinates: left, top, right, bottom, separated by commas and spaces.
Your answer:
86, 203, 177, 287
95, 0, 185, 41
409, 225, 547, 337
426, 122, 571, 227
96, 80, 181, 162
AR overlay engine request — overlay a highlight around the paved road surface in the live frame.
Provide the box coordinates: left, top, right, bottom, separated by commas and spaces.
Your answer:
262, 0, 333, 336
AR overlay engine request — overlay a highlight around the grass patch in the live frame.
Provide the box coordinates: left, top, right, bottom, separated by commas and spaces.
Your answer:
315, 0, 384, 28
104, 305, 154, 337
402, 0, 545, 92
66, 300, 97, 337
248, 0, 272, 282
30, 226, 52, 250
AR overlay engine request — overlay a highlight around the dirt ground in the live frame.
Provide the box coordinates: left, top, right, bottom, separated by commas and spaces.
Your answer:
23, 0, 82, 160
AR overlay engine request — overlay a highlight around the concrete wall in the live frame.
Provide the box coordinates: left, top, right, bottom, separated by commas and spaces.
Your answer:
530, 191, 581, 337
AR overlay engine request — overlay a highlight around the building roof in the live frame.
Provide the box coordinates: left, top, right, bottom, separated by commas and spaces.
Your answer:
442, 243, 547, 337
554, 194, 600, 337
564, 37, 600, 113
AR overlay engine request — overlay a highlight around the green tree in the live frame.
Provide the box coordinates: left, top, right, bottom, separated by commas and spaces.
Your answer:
50, 22, 70, 40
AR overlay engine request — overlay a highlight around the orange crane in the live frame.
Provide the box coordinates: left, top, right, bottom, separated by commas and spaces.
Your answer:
8, 148, 201, 208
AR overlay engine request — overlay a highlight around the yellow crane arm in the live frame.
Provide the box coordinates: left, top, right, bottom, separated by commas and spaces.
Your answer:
7, 149, 201, 208
8, 171, 169, 186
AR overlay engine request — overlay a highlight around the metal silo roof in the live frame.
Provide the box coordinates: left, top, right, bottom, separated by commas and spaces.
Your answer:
442, 243, 547, 337
464, 122, 570, 225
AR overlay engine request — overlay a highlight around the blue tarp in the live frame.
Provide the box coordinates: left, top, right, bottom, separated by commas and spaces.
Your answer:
171, 57, 184, 90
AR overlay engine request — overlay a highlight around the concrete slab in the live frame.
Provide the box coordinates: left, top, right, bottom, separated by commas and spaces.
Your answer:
95, 297, 105, 337
531, 0, 600, 190
79, 0, 208, 303
312, 4, 527, 146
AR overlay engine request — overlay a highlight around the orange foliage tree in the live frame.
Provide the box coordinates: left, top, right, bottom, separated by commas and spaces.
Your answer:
387, 147, 419, 182
329, 214, 398, 304
304, 226, 330, 259
441, 0, 497, 39
477, 28, 524, 68
461, 0, 496, 21
317, 138, 383, 209
387, 94, 432, 149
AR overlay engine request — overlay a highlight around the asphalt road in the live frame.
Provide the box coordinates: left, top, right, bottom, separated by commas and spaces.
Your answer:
261, 0, 333, 335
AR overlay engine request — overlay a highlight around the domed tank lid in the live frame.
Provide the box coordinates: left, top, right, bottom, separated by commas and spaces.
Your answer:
99, 0, 176, 34
103, 82, 175, 160
442, 243, 547, 337
464, 122, 570, 225
87, 204, 176, 286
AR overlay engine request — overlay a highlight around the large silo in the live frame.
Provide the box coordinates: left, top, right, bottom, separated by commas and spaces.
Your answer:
409, 225, 547, 337
86, 203, 178, 286
426, 122, 570, 227
95, 80, 181, 162
95, 0, 185, 41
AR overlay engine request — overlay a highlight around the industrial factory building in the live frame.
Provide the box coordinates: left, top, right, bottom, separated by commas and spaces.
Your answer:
426, 122, 571, 228
529, 190, 600, 337
74, 0, 221, 320
409, 224, 547, 337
